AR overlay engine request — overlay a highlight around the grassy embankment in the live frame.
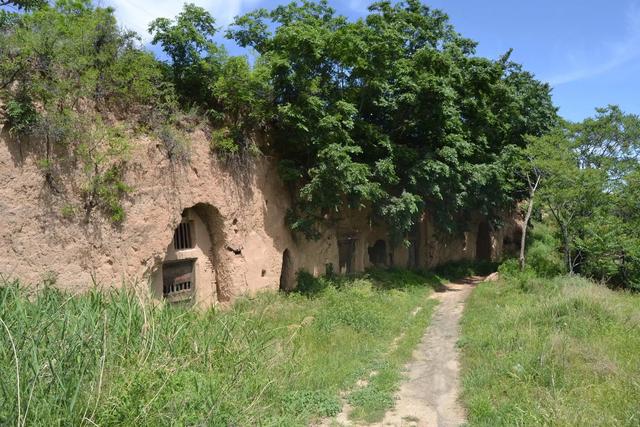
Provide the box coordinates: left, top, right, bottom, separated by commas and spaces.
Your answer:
0, 269, 445, 426
460, 273, 640, 425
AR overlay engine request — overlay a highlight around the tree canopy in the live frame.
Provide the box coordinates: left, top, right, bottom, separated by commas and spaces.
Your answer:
525, 106, 640, 289
1, 0, 558, 239
228, 0, 557, 238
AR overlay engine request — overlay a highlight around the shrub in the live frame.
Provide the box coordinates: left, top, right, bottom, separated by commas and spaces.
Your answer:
157, 124, 191, 163
3, 98, 38, 137
210, 128, 240, 156
527, 222, 564, 277
497, 259, 539, 292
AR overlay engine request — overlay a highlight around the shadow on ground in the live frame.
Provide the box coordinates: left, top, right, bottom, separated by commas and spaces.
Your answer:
292, 261, 496, 297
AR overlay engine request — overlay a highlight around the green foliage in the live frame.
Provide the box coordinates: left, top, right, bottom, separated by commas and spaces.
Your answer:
526, 106, 640, 289
0, 0, 46, 10
377, 192, 423, 245
0, 270, 437, 425
210, 127, 240, 156
1, 0, 167, 116
295, 267, 445, 297
157, 124, 191, 163
74, 118, 132, 223
149, 3, 226, 108
282, 390, 340, 418
150, 5, 271, 157
3, 98, 38, 137
210, 56, 271, 151
526, 222, 564, 278
82, 164, 131, 223
228, 0, 557, 238
1, 0, 559, 233
60, 204, 75, 219
460, 275, 640, 425
0, 0, 559, 235
0, 0, 178, 223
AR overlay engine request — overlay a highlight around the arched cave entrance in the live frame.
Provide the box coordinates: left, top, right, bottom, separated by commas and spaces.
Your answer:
338, 234, 357, 274
476, 221, 492, 261
502, 224, 523, 256
279, 249, 295, 291
368, 239, 387, 267
152, 203, 230, 304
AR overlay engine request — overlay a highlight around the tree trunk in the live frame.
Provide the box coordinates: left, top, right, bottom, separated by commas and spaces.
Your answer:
519, 175, 540, 271
548, 206, 573, 274
560, 224, 573, 274
519, 199, 534, 271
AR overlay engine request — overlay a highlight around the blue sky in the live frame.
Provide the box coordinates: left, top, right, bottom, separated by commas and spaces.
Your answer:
94, 0, 640, 121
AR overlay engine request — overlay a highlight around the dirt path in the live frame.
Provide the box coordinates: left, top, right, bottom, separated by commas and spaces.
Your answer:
369, 276, 485, 427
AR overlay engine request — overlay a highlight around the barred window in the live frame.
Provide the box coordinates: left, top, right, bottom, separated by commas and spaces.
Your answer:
162, 259, 195, 302
173, 221, 194, 250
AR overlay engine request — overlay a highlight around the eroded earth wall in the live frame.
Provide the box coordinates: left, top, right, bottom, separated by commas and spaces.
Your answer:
0, 130, 520, 306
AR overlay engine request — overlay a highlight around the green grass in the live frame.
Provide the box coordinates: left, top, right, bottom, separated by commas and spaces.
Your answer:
347, 296, 437, 423
460, 274, 640, 426
0, 268, 444, 426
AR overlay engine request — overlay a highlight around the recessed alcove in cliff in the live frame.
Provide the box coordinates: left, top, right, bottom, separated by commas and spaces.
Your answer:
338, 234, 357, 274
279, 249, 295, 291
152, 203, 231, 304
502, 225, 522, 256
476, 221, 492, 261
368, 239, 387, 267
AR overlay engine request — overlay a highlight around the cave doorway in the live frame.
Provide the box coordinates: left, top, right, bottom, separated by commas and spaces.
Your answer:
153, 203, 229, 304
338, 235, 357, 274
407, 222, 420, 269
476, 221, 492, 261
279, 249, 295, 291
368, 239, 387, 267
503, 225, 523, 256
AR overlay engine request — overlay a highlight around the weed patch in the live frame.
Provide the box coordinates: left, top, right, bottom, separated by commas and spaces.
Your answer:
0, 270, 439, 426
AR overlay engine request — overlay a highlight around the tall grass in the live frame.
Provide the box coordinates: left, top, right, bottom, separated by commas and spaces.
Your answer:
0, 269, 441, 426
460, 274, 640, 426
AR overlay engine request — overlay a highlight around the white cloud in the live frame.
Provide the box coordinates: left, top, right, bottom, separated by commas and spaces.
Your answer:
99, 0, 261, 42
547, 2, 640, 86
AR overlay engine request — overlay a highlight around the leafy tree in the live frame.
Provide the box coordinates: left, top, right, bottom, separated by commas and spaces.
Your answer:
515, 141, 542, 271
0, 0, 47, 10
0, 0, 560, 240
210, 56, 271, 154
149, 3, 226, 108
527, 127, 599, 273
229, 0, 556, 239
527, 106, 640, 288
